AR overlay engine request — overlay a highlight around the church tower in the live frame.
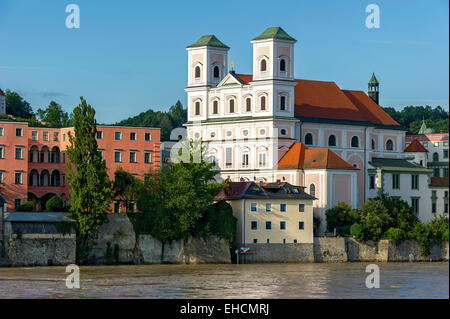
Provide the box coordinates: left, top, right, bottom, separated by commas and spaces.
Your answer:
368, 73, 379, 105
0, 88, 5, 114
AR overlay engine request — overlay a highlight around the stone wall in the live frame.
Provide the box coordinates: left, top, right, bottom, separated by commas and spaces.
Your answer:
90, 214, 231, 264
235, 243, 314, 263
5, 234, 76, 266
346, 238, 388, 262
314, 237, 347, 262
387, 240, 448, 262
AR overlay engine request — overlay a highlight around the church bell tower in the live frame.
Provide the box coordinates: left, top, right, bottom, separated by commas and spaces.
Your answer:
368, 73, 379, 105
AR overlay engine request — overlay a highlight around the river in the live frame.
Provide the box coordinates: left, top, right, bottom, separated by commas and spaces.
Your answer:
0, 262, 448, 298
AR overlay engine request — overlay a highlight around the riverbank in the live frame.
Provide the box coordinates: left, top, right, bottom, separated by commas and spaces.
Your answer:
1, 214, 448, 266
0, 262, 448, 298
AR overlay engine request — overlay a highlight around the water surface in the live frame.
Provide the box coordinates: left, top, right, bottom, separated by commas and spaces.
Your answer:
0, 262, 448, 298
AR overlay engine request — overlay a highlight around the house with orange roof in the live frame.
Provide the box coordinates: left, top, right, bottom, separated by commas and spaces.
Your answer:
183, 27, 444, 233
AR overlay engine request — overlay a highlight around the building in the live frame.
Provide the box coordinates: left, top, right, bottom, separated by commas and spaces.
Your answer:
215, 181, 315, 244
184, 27, 407, 232
0, 89, 5, 114
0, 121, 161, 212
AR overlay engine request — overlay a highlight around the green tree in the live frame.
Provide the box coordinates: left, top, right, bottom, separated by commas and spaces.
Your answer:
46, 195, 64, 212
36, 101, 71, 127
326, 202, 359, 236
113, 167, 143, 212
5, 90, 34, 118
66, 97, 113, 263
136, 139, 224, 243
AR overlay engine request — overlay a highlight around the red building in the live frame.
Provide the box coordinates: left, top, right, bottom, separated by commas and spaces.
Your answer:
0, 121, 160, 212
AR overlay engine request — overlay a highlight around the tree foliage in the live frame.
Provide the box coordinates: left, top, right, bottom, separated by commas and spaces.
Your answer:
382, 105, 449, 134
5, 90, 34, 118
36, 101, 71, 127
133, 139, 226, 243
326, 202, 359, 236
116, 100, 187, 141
46, 195, 64, 212
113, 167, 143, 213
66, 97, 113, 263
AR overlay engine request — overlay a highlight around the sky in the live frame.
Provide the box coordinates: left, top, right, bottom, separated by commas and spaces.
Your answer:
0, 0, 448, 124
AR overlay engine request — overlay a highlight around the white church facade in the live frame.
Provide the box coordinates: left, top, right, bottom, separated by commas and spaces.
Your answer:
184, 27, 443, 232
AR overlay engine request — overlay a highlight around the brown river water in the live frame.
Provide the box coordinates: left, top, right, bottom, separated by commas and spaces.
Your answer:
0, 262, 448, 298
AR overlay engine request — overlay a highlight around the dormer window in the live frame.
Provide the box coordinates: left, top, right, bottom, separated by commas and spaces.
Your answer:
194, 66, 201, 79
280, 59, 286, 72
260, 59, 267, 72
213, 66, 220, 79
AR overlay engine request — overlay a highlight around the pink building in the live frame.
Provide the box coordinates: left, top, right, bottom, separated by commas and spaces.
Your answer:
0, 121, 160, 212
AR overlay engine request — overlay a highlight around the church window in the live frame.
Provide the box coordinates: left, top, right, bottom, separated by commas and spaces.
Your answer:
328, 135, 336, 147
305, 133, 313, 145
246, 98, 251, 112
194, 66, 201, 78
260, 96, 266, 111
309, 184, 316, 198
260, 59, 267, 72
386, 139, 394, 151
280, 96, 286, 111
351, 136, 359, 148
213, 66, 220, 78
213, 100, 218, 114
195, 101, 200, 115
280, 59, 286, 72
229, 99, 235, 113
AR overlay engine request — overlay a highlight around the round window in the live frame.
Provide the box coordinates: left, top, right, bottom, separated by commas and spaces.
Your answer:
243, 130, 249, 136
226, 131, 232, 137
194, 133, 200, 139
210, 132, 216, 138
280, 129, 287, 135
260, 129, 266, 135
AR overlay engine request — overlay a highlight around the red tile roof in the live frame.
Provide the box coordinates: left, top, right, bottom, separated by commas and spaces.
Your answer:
0, 88, 4, 96
430, 177, 449, 187
234, 74, 401, 128
404, 139, 428, 152
277, 142, 358, 170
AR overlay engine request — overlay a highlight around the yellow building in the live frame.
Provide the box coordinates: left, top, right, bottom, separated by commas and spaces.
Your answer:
216, 182, 315, 245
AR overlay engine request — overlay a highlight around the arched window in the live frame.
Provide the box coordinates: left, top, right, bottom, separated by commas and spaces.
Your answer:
194, 66, 201, 79
260, 96, 266, 111
246, 98, 251, 112
195, 101, 200, 115
213, 66, 220, 78
280, 96, 286, 111
386, 139, 394, 151
280, 59, 286, 72
371, 139, 376, 150
212, 100, 218, 114
305, 133, 313, 145
433, 152, 439, 162
328, 135, 336, 147
229, 99, 235, 113
260, 59, 267, 72
309, 184, 316, 198
351, 136, 359, 148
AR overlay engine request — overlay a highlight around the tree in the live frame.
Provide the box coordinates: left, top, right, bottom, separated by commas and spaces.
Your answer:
5, 90, 34, 118
113, 167, 143, 212
36, 101, 71, 127
136, 139, 224, 243
326, 202, 359, 236
46, 195, 64, 212
66, 97, 113, 263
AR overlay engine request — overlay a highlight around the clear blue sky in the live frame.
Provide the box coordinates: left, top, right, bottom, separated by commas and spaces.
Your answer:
0, 0, 448, 124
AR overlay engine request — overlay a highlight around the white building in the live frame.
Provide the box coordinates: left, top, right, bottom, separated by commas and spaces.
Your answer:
183, 27, 445, 230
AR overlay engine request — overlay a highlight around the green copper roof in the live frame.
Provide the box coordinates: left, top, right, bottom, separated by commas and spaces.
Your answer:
252, 27, 296, 42
368, 73, 379, 85
369, 157, 431, 172
187, 35, 229, 49
418, 120, 434, 134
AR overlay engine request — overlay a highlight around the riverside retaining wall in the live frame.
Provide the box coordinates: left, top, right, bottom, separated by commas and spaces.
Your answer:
89, 214, 231, 264
237, 243, 314, 263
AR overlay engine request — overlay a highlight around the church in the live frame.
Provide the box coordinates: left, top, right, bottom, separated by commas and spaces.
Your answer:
184, 27, 436, 233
